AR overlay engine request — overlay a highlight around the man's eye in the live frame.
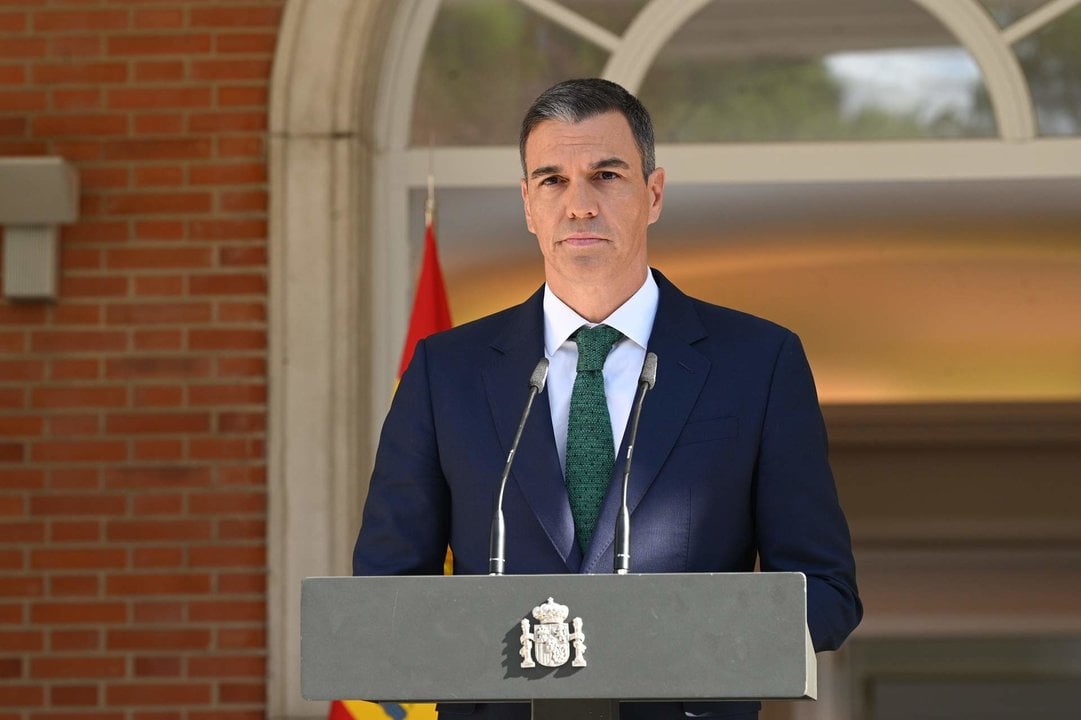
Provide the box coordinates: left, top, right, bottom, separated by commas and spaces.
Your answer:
539, 176, 561, 186
596, 171, 619, 180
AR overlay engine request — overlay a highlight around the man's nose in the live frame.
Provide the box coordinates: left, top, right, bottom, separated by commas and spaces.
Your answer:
566, 181, 598, 219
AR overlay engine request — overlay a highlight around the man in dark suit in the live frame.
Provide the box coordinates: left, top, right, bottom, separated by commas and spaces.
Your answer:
354, 78, 861, 719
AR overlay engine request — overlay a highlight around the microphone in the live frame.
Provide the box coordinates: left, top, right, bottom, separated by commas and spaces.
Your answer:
614, 352, 657, 575
488, 358, 549, 576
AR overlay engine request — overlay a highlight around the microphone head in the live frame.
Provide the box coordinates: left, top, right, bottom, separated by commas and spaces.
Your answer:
529, 357, 550, 392
640, 352, 658, 389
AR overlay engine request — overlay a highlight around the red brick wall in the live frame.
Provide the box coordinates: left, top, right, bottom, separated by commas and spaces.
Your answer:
1, 2, 284, 718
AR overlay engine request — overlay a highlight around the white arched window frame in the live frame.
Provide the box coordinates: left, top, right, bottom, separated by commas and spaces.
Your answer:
373, 0, 1081, 396
267, 2, 1081, 718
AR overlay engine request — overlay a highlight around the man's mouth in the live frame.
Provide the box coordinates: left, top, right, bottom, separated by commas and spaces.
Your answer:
560, 233, 607, 247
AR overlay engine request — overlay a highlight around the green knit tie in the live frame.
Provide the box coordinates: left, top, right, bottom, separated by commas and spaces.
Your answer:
565, 324, 623, 552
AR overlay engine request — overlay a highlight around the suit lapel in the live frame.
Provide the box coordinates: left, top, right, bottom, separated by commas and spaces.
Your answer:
483, 288, 578, 571
581, 271, 711, 573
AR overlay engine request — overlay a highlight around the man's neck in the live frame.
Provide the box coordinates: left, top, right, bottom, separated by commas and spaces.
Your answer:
547, 268, 648, 323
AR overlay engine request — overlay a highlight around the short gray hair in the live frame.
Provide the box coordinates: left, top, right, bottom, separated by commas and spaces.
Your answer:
519, 78, 656, 180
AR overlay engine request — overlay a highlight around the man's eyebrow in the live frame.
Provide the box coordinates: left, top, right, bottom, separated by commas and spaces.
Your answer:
591, 157, 630, 171
529, 157, 631, 179
529, 165, 561, 179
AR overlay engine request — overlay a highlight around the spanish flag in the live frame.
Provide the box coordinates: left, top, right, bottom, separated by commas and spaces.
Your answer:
327, 187, 450, 720
397, 201, 452, 378
328, 699, 435, 720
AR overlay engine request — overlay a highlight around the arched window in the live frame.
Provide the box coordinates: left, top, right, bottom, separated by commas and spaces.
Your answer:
376, 0, 1081, 404
408, 0, 1081, 148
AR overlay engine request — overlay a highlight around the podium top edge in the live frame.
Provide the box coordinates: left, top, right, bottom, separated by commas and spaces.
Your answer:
303, 571, 808, 582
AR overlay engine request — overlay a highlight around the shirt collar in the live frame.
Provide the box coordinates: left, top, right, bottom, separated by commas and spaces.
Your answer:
543, 269, 659, 356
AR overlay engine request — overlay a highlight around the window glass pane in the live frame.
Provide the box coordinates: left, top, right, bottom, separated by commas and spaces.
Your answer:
562, 0, 648, 35
411, 0, 607, 146
1013, 7, 1081, 136
977, 0, 1047, 28
639, 0, 997, 141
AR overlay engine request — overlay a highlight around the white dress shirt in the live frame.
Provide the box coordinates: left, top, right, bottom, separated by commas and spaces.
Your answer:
543, 270, 659, 474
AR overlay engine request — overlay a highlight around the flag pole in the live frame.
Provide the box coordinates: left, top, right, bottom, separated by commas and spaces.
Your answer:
425, 133, 436, 228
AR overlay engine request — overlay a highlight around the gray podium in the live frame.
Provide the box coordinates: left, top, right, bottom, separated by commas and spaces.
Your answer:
302, 572, 816, 719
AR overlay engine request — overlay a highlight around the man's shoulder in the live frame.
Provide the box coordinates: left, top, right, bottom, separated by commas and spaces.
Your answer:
424, 292, 540, 352
689, 295, 791, 338
656, 270, 794, 344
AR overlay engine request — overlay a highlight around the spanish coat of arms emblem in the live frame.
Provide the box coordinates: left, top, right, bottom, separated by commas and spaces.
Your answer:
519, 597, 586, 668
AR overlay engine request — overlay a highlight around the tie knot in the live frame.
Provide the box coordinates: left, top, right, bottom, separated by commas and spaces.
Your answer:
572, 324, 622, 372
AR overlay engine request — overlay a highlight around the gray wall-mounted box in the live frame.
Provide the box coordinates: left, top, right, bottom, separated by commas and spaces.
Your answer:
0, 157, 79, 301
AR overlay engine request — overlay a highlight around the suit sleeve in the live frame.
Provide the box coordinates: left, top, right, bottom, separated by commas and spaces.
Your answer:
755, 332, 862, 651
353, 339, 450, 575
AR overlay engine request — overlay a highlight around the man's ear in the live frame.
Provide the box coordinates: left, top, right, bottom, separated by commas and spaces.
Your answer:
647, 167, 665, 225
521, 178, 535, 234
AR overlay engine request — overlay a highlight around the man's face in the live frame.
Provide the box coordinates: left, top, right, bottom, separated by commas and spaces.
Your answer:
520, 111, 664, 297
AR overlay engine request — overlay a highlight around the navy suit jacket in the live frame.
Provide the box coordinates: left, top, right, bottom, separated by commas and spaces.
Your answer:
354, 270, 861, 718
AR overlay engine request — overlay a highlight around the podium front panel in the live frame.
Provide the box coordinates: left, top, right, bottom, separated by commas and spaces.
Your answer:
301, 572, 814, 703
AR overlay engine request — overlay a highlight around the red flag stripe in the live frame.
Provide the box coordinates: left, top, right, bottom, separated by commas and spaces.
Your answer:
398, 221, 452, 377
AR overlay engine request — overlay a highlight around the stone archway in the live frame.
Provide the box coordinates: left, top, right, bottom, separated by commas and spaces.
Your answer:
267, 2, 401, 717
